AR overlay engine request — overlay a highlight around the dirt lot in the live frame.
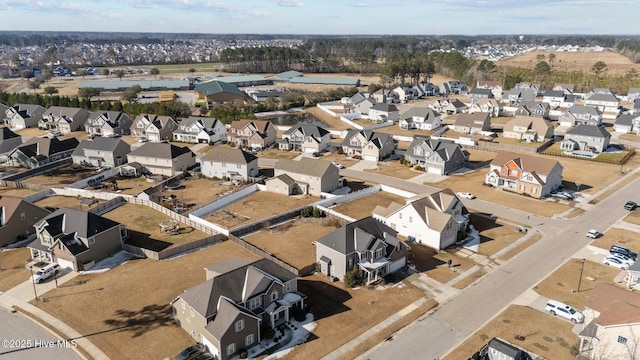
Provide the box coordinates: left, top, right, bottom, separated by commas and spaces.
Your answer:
0, 187, 38, 198
160, 177, 236, 210
204, 191, 318, 229
102, 204, 209, 250
23, 165, 102, 188
331, 190, 406, 220
470, 214, 527, 257
590, 227, 640, 253
443, 305, 579, 360
496, 49, 640, 76
624, 210, 640, 226
35, 195, 92, 210
364, 160, 422, 180
285, 273, 424, 359
32, 241, 262, 360
0, 248, 31, 292
256, 148, 300, 160
243, 217, 339, 269
305, 107, 352, 131
407, 241, 476, 284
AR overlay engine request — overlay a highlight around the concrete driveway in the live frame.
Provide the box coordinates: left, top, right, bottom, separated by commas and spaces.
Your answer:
5, 269, 78, 303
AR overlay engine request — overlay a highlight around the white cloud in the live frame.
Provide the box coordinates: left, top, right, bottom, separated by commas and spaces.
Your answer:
271, 0, 304, 7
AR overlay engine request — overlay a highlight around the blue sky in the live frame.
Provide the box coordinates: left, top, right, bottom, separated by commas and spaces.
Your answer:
0, 0, 637, 35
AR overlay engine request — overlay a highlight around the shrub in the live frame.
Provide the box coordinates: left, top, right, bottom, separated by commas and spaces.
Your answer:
312, 207, 322, 218
344, 266, 363, 288
261, 324, 275, 339
337, 147, 344, 155
399, 155, 406, 165
300, 206, 314, 217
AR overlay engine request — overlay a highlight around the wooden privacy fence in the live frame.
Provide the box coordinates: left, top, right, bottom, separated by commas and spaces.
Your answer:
227, 234, 311, 276
123, 234, 226, 261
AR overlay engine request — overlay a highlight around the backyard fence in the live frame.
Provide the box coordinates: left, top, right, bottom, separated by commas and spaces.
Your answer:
227, 234, 308, 276
542, 146, 635, 165
0, 158, 71, 183
87, 196, 128, 215
123, 234, 226, 261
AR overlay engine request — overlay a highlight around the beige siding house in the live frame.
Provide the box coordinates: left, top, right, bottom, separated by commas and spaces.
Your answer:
38, 106, 91, 134
126, 142, 196, 176
130, 114, 178, 142
341, 130, 395, 162
266, 157, 340, 197
228, 120, 277, 150
485, 151, 563, 198
502, 116, 554, 142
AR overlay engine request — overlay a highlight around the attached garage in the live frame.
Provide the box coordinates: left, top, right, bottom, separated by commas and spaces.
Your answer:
200, 334, 219, 358
389, 257, 406, 273
303, 147, 316, 153
427, 164, 443, 175
363, 154, 378, 162
57, 258, 76, 271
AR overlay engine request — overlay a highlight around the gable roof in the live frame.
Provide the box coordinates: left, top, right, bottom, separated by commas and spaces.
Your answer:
205, 297, 258, 338
469, 88, 493, 96
586, 93, 618, 102
282, 124, 330, 138
35, 207, 120, 239
342, 129, 392, 149
615, 113, 640, 126
275, 157, 334, 178
542, 90, 565, 98
566, 124, 611, 138
370, 103, 399, 112
270, 70, 304, 80
195, 80, 245, 97
315, 216, 400, 256
229, 119, 273, 132
504, 116, 552, 134
400, 107, 440, 121
200, 147, 257, 164
406, 136, 462, 161
87, 111, 129, 126
565, 105, 602, 116
17, 137, 79, 157
72, 137, 129, 155
128, 142, 194, 159
491, 151, 561, 176
455, 112, 490, 127
43, 106, 89, 119
587, 283, 640, 326
8, 104, 46, 119
0, 127, 20, 140
134, 114, 176, 129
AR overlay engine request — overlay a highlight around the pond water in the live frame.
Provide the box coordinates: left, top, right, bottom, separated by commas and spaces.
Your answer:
262, 113, 328, 128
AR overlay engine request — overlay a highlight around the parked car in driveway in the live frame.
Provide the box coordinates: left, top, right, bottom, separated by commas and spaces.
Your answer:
602, 256, 630, 270
174, 343, 206, 360
624, 201, 637, 211
545, 299, 584, 323
457, 192, 476, 199
47, 130, 63, 138
609, 253, 635, 266
30, 263, 61, 283
610, 245, 638, 260
586, 229, 602, 239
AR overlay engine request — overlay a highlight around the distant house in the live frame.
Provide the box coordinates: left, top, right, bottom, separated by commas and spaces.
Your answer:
5, 104, 46, 129
71, 137, 130, 168
501, 88, 536, 106
444, 99, 467, 115
0, 127, 24, 163
578, 283, 640, 360
368, 103, 399, 123
277, 124, 331, 153
372, 89, 398, 104
341, 130, 395, 161
398, 107, 442, 130
468, 88, 494, 103
373, 189, 469, 250
452, 112, 491, 134
614, 113, 640, 133
266, 158, 340, 197
350, 93, 376, 115
227, 120, 277, 150
514, 82, 541, 95
553, 83, 575, 94
38, 106, 91, 134
559, 105, 603, 127
8, 137, 79, 168
172, 116, 227, 144
130, 114, 178, 142
541, 90, 566, 107
28, 207, 127, 271
468, 99, 501, 117
561, 125, 611, 153
417, 82, 440, 97
485, 151, 563, 198
391, 86, 419, 102
440, 81, 468, 95
585, 89, 619, 113
0, 196, 50, 248
126, 142, 195, 176
315, 216, 411, 283
628, 88, 640, 103
476, 80, 503, 99
560, 94, 579, 108
502, 116, 554, 142
634, 99, 640, 115
514, 101, 550, 119
85, 111, 133, 137
199, 148, 258, 181
172, 258, 305, 360
403, 136, 468, 175
195, 79, 247, 104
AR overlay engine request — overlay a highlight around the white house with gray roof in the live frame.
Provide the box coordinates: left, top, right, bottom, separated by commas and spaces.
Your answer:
368, 103, 399, 123
277, 124, 331, 153
266, 157, 340, 197
85, 111, 132, 137
126, 142, 195, 176
404, 136, 468, 175
614, 113, 640, 133
38, 106, 90, 134
628, 88, 640, 103
172, 116, 227, 144
398, 107, 442, 130
199, 148, 258, 181
542, 90, 566, 107
71, 137, 130, 168
315, 216, 411, 284
468, 88, 494, 103
561, 125, 611, 153
559, 105, 603, 127
5, 104, 46, 129
585, 89, 619, 113
341, 130, 395, 161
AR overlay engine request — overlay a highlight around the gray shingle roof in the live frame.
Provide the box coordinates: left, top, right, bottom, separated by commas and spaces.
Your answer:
341, 130, 392, 149
566, 105, 602, 116
370, 103, 399, 112
616, 114, 640, 126
72, 137, 129, 154
315, 216, 399, 255
128, 142, 193, 159
400, 107, 440, 121
199, 148, 257, 164
35, 207, 120, 239
282, 124, 330, 138
275, 157, 333, 178
566, 124, 611, 138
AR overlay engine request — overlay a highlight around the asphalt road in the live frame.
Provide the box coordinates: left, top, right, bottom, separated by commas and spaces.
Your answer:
363, 172, 640, 359
0, 308, 80, 360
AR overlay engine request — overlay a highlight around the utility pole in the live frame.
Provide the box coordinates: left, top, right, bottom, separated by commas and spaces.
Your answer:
576, 258, 586, 293
29, 266, 38, 301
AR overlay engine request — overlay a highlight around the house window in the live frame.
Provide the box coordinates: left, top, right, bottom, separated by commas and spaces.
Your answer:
285, 282, 292, 292
21, 212, 26, 221
249, 297, 261, 309
270, 291, 278, 302
526, 175, 533, 181
532, 188, 537, 194
348, 258, 353, 268
181, 299, 186, 311
88, 237, 95, 245
409, 216, 412, 223
190, 306, 194, 317
375, 248, 383, 259
246, 334, 254, 346
235, 319, 244, 332
519, 185, 524, 191
227, 343, 236, 356
618, 336, 628, 345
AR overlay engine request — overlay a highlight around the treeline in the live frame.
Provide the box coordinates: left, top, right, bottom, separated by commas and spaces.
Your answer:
617, 40, 640, 63
219, 46, 310, 73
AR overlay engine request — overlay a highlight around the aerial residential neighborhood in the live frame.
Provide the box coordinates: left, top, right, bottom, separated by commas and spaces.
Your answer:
1, 6, 640, 360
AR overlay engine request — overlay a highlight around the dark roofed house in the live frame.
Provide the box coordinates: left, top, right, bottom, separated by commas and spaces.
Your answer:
266, 157, 340, 197
614, 113, 640, 133
173, 116, 227, 144
199, 148, 259, 181
38, 106, 90, 134
8, 137, 79, 168
85, 111, 133, 137
5, 104, 46, 129
172, 258, 305, 360
452, 112, 491, 134
127, 142, 195, 176
368, 103, 399, 123
0, 196, 50, 247
585, 89, 619, 113
542, 90, 566, 107
278, 124, 331, 153
559, 105, 603, 127
130, 114, 178, 142
561, 125, 611, 153
71, 137, 130, 168
341, 130, 395, 161
28, 207, 127, 271
634, 99, 640, 115
398, 107, 442, 130
468, 87, 494, 103
404, 136, 468, 175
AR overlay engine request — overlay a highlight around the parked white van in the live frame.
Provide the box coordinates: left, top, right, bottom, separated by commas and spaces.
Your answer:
30, 263, 61, 283
545, 299, 584, 323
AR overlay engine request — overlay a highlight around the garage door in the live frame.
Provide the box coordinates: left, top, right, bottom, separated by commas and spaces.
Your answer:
427, 165, 443, 175
200, 334, 219, 358
57, 258, 75, 270
303, 147, 316, 153
364, 155, 377, 162
389, 257, 406, 273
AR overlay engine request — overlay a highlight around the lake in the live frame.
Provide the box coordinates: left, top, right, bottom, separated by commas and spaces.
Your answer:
261, 112, 328, 128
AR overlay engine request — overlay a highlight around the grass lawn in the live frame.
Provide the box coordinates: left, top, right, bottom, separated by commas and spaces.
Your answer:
444, 305, 579, 360
162, 178, 235, 210
623, 209, 640, 226
204, 191, 317, 229
256, 148, 300, 160
620, 134, 640, 143
285, 274, 424, 359
498, 233, 543, 261
407, 241, 475, 284
35, 195, 91, 210
590, 228, 640, 253
0, 187, 38, 198
452, 268, 487, 290
102, 203, 209, 250
331, 190, 406, 220
32, 241, 261, 360
533, 259, 622, 310
242, 217, 339, 269
470, 214, 526, 257
0, 248, 31, 291
23, 165, 103, 188
364, 160, 421, 180
495, 136, 547, 149
466, 149, 497, 162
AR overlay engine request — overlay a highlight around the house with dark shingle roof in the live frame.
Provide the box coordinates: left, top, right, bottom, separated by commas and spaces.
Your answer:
403, 136, 468, 175
502, 116, 554, 142
8, 137, 79, 168
485, 151, 563, 198
542, 90, 566, 107
228, 120, 277, 150
315, 216, 411, 283
398, 107, 442, 130
38, 106, 90, 134
199, 148, 258, 181
341, 130, 395, 161
368, 103, 399, 123
28, 207, 127, 271
468, 87, 494, 103
585, 89, 619, 113
277, 124, 331, 153
614, 113, 640, 133
130, 114, 178, 142
85, 111, 133, 137
561, 125, 611, 153
266, 157, 340, 197
4, 104, 46, 129
559, 105, 603, 127
373, 189, 469, 250
173, 116, 227, 144
71, 137, 130, 168
126, 142, 195, 176
172, 258, 305, 360
0, 127, 24, 162
452, 112, 491, 134
514, 101, 550, 119
0, 196, 50, 248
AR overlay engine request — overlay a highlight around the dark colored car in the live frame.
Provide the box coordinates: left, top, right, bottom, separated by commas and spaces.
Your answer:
610, 245, 638, 261
624, 201, 637, 211
174, 343, 207, 360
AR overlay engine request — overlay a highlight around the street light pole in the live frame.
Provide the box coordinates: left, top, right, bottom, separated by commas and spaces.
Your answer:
577, 258, 586, 293
29, 266, 38, 301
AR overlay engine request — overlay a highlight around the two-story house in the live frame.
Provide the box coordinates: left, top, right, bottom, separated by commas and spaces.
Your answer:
553, 83, 575, 94
514, 101, 550, 119
277, 124, 331, 153
126, 142, 196, 176
85, 111, 133, 137
315, 216, 411, 284
0, 196, 50, 247
502, 116, 554, 142
398, 107, 442, 130
614, 113, 640, 133
130, 114, 178, 142
452, 112, 491, 134
559, 106, 603, 127
541, 90, 566, 107
468, 88, 494, 103
199, 148, 258, 181
38, 106, 91, 134
560, 125, 611, 153
8, 137, 79, 168
341, 130, 395, 161
403, 136, 468, 175
501, 88, 536, 106
5, 104, 46, 129
173, 116, 227, 144
172, 258, 305, 360
485, 151, 563, 198
0, 127, 24, 162
368, 103, 399, 123
71, 137, 130, 168
373, 188, 469, 250
468, 99, 501, 117
28, 207, 127, 271
266, 157, 340, 197
627, 88, 640, 103
228, 120, 277, 150
584, 89, 619, 113
476, 80, 503, 99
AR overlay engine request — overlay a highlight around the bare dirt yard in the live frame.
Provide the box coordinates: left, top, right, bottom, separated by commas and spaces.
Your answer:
243, 217, 340, 269
0, 248, 31, 292
304, 107, 352, 131
330, 190, 406, 220
496, 49, 640, 76
256, 148, 300, 160
35, 195, 92, 210
590, 227, 640, 253
469, 214, 527, 257
407, 241, 476, 284
285, 273, 425, 360
364, 160, 422, 180
23, 165, 102, 188
160, 177, 236, 210
0, 186, 38, 198
32, 241, 262, 360
204, 191, 318, 229
444, 305, 579, 360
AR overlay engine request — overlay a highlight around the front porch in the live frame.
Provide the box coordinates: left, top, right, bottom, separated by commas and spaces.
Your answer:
359, 259, 390, 284
263, 292, 306, 329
